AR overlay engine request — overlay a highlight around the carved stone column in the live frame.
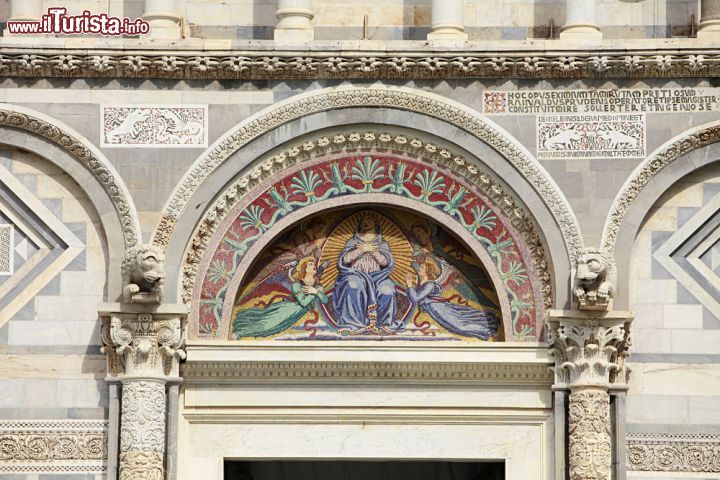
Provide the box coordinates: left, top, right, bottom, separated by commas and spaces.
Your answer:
100, 304, 188, 480
699, 0, 720, 39
560, 0, 602, 40
547, 310, 633, 480
428, 0, 467, 42
142, 0, 183, 39
274, 0, 314, 43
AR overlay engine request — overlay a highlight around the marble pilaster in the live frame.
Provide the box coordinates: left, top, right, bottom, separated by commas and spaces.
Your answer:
142, 0, 183, 39
547, 310, 633, 480
100, 303, 188, 480
699, 0, 720, 39
5, 0, 44, 36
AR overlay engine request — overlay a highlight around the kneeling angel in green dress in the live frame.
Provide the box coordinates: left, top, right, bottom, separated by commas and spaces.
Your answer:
232, 256, 328, 338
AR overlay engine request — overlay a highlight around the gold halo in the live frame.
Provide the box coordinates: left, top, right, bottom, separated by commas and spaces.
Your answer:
319, 211, 413, 290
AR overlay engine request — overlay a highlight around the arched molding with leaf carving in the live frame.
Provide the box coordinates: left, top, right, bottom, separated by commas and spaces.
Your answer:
601, 121, 720, 307
152, 86, 582, 278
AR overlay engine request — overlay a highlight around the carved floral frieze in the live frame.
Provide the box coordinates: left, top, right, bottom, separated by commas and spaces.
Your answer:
152, 88, 583, 276
3, 50, 720, 80
627, 433, 720, 473
0, 420, 106, 474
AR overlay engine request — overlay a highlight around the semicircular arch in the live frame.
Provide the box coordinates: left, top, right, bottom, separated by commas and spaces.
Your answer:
0, 104, 141, 249
601, 121, 720, 308
187, 142, 549, 341
153, 85, 582, 277
0, 104, 141, 297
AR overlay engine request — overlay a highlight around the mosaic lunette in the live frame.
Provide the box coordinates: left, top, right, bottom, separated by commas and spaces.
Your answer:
195, 154, 542, 341
231, 209, 503, 340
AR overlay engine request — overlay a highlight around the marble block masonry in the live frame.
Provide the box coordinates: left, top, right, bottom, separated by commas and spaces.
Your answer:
1, 1, 720, 480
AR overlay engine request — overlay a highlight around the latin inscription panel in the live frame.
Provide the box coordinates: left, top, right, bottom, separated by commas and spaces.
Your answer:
483, 88, 720, 115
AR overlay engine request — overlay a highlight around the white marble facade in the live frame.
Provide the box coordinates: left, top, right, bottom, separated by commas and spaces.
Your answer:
1, 1, 720, 479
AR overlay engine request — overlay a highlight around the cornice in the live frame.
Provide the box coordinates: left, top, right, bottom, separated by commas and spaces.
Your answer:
3, 44, 720, 80
183, 360, 554, 385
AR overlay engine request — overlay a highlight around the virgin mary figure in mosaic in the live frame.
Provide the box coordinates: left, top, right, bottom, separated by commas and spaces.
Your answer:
333, 214, 401, 333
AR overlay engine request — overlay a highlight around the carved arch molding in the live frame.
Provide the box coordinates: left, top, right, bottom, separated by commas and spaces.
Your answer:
0, 105, 141, 248
152, 86, 583, 267
181, 131, 553, 342
602, 121, 720, 253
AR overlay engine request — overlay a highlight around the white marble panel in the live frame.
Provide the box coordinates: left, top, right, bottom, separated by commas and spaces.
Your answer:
181, 421, 550, 480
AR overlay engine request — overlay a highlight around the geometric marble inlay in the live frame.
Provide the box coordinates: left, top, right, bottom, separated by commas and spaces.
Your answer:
699, 241, 720, 275
0, 163, 83, 327
0, 224, 13, 275
655, 191, 720, 320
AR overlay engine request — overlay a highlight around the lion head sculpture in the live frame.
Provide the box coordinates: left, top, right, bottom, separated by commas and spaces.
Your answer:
121, 245, 166, 304
573, 247, 616, 310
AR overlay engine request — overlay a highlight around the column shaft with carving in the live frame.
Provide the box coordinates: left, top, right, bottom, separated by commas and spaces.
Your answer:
120, 380, 166, 480
568, 389, 612, 480
101, 304, 187, 480
547, 310, 632, 480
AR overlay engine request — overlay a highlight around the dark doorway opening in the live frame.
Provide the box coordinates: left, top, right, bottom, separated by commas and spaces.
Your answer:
224, 461, 505, 480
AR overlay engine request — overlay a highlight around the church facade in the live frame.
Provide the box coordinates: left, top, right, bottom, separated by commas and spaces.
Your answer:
0, 1, 719, 479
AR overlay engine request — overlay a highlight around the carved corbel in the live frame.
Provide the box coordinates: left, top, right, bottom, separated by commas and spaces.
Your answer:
121, 245, 166, 304
573, 247, 617, 311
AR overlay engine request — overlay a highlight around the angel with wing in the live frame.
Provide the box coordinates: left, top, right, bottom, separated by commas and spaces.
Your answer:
405, 256, 500, 340
232, 256, 328, 338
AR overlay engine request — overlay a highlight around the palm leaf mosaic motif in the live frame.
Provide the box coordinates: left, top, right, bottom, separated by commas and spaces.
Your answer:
197, 155, 539, 340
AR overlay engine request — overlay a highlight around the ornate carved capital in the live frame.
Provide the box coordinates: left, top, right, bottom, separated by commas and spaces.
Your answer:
99, 303, 188, 379
546, 310, 633, 389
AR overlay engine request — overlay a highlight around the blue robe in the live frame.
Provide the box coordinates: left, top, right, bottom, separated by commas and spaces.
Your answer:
407, 281, 499, 340
333, 233, 399, 330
